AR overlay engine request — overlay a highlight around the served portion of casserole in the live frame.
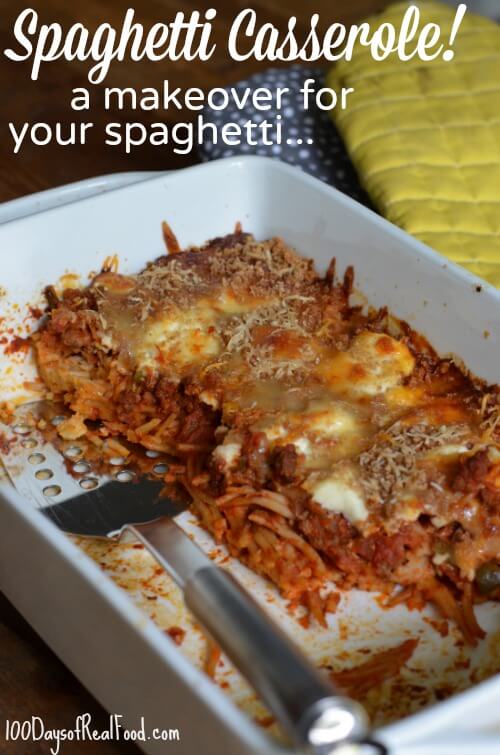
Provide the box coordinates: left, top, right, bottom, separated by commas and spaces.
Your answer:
33, 229, 500, 641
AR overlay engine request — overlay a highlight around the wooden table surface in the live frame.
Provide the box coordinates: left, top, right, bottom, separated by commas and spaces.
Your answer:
0, 0, 386, 751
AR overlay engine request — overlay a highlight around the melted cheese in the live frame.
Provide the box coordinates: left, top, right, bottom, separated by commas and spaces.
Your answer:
320, 332, 415, 397
293, 437, 313, 457
199, 390, 220, 409
213, 442, 241, 469
135, 291, 270, 373
397, 496, 422, 522
254, 399, 363, 467
214, 399, 364, 473
386, 385, 426, 409
302, 401, 359, 438
137, 306, 222, 370
305, 468, 368, 522
212, 332, 415, 475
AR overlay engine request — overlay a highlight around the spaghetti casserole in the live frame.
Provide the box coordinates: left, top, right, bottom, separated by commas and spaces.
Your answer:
33, 229, 500, 641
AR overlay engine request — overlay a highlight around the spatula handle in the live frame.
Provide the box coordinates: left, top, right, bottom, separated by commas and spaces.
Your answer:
186, 566, 371, 754
124, 519, 375, 755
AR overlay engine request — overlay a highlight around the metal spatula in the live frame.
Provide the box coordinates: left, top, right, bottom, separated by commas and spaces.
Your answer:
0, 400, 382, 755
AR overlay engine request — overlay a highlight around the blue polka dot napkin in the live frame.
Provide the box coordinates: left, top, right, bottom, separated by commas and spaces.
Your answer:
199, 65, 370, 205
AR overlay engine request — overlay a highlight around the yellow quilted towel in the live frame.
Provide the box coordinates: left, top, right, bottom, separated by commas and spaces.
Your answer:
327, 1, 500, 286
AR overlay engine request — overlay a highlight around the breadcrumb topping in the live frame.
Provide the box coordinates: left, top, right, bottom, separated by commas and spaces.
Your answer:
359, 422, 471, 504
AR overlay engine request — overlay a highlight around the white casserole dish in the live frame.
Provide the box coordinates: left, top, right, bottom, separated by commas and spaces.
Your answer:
0, 157, 499, 754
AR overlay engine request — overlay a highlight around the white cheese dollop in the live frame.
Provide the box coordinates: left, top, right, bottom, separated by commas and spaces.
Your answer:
322, 332, 415, 398
213, 442, 241, 469
307, 472, 368, 522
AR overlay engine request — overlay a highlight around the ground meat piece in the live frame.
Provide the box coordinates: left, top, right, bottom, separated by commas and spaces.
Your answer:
153, 250, 205, 269
298, 505, 358, 552
406, 354, 445, 385
151, 233, 251, 271
61, 287, 97, 310
299, 504, 429, 583
154, 376, 178, 410
203, 231, 251, 252
50, 308, 100, 350
452, 449, 491, 495
355, 525, 427, 577
177, 404, 217, 446
137, 370, 159, 393
271, 444, 299, 483
116, 388, 155, 422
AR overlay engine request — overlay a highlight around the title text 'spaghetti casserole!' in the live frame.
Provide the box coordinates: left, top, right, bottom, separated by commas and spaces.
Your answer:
33, 229, 500, 643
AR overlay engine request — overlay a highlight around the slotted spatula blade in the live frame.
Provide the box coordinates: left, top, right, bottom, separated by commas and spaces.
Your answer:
0, 400, 377, 755
0, 401, 220, 585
